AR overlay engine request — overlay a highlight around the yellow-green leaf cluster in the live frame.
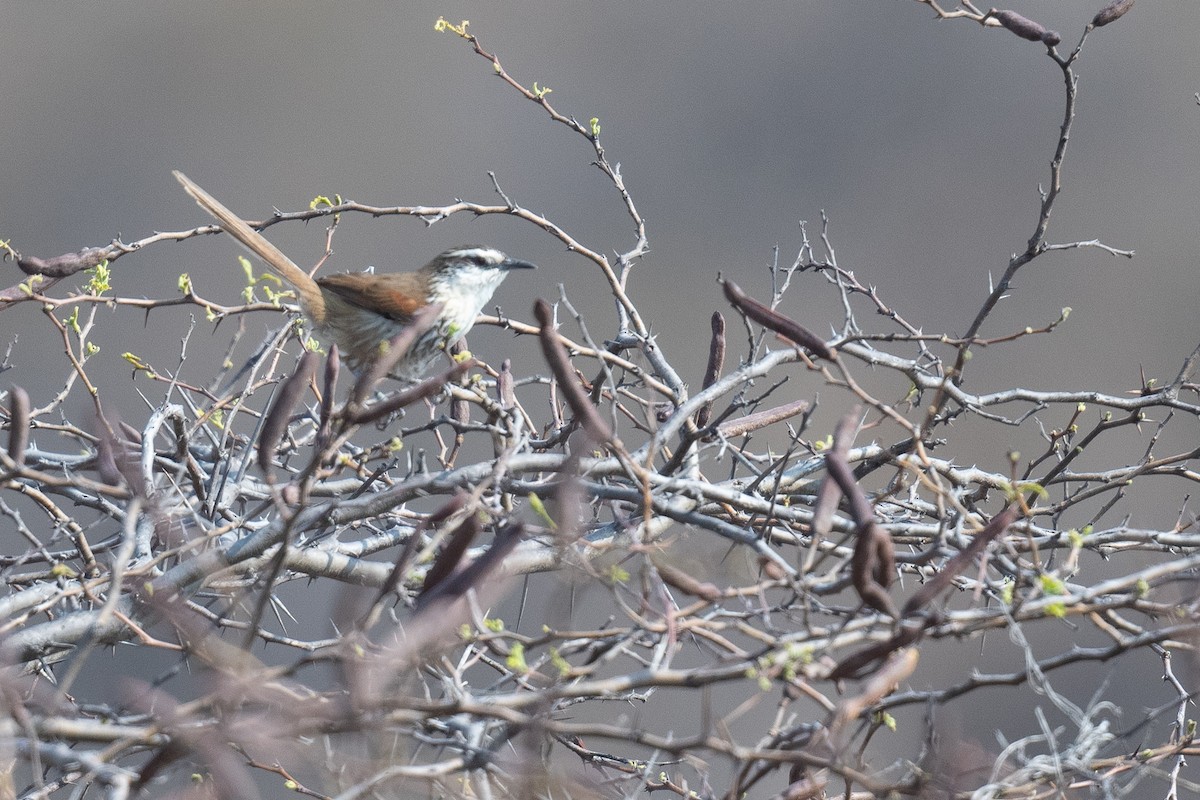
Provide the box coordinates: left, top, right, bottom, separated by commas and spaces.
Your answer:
85, 262, 112, 295
434, 17, 470, 37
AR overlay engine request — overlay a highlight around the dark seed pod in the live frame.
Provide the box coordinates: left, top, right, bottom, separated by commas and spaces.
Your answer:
347, 360, 472, 425
1041, 29, 1061, 46
716, 399, 809, 439
534, 299, 613, 444
350, 303, 441, 407
496, 359, 515, 409
258, 351, 318, 478
653, 559, 723, 602
722, 280, 833, 360
901, 507, 1018, 617
419, 514, 481, 598
810, 410, 858, 541
993, 10, 1048, 42
415, 522, 523, 610
6, 387, 30, 468
315, 345, 340, 453
695, 312, 726, 429
321, 345, 340, 422
95, 424, 123, 487
1091, 0, 1134, 28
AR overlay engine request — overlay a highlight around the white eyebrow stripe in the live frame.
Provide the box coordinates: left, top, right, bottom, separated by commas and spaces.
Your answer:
448, 247, 506, 264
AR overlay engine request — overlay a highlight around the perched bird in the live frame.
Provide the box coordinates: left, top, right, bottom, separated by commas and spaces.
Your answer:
174, 171, 535, 380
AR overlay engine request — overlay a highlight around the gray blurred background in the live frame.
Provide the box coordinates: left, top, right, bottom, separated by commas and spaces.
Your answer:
5, 1, 1196, 403
2, 0, 1198, 790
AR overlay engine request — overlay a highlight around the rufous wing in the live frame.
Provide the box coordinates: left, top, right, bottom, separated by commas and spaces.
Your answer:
316, 272, 430, 324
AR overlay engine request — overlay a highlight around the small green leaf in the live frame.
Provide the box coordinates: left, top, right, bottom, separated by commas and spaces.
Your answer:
122, 352, 150, 371
1040, 574, 1065, 595
607, 564, 630, 584
262, 284, 294, 307
18, 274, 44, 296
1015, 480, 1047, 499
1000, 579, 1014, 605
85, 262, 111, 295
506, 642, 528, 673
434, 17, 470, 36
549, 647, 571, 677
528, 492, 557, 530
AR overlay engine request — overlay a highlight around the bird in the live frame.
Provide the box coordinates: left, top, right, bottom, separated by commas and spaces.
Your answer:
173, 171, 536, 381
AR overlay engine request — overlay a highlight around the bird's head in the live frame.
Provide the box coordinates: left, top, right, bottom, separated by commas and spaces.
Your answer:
424, 246, 537, 319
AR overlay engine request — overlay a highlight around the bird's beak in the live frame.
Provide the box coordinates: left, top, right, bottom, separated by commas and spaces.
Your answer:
502, 258, 537, 271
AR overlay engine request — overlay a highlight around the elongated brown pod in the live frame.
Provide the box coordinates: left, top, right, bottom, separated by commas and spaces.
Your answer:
6, 387, 30, 468
1091, 0, 1134, 28
419, 514, 482, 599
695, 312, 726, 429
992, 9, 1060, 44
258, 352, 318, 479
534, 299, 613, 443
993, 9, 1046, 40
901, 507, 1018, 617
722, 280, 833, 360
716, 399, 809, 439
